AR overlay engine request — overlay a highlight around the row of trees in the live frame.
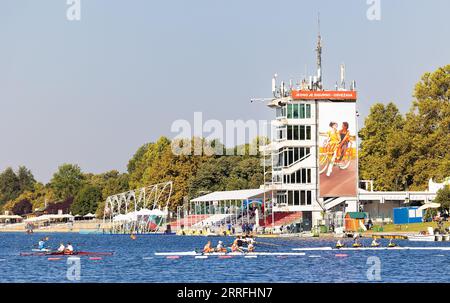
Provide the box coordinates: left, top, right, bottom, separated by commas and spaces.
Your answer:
0, 65, 448, 216
0, 139, 264, 216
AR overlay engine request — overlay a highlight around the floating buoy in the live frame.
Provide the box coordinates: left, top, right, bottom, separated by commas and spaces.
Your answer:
195, 256, 208, 259
89, 257, 102, 261
335, 254, 348, 258
166, 256, 180, 259
130, 234, 137, 240
244, 255, 257, 258
218, 255, 232, 259
48, 257, 61, 261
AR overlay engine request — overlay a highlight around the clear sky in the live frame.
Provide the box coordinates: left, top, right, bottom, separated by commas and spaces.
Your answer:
1, 0, 449, 183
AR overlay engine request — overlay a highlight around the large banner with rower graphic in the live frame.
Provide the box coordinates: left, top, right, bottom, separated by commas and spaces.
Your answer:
318, 101, 357, 197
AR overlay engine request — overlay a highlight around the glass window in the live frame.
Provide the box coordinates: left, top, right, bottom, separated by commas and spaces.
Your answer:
307, 169, 311, 183
293, 126, 299, 140
306, 104, 311, 118
307, 191, 312, 205
294, 191, 300, 205
294, 148, 299, 162
300, 126, 305, 140
288, 191, 294, 205
292, 104, 299, 119
301, 169, 307, 184
300, 104, 305, 119
287, 104, 293, 119
300, 190, 306, 205
287, 125, 293, 140
306, 126, 311, 140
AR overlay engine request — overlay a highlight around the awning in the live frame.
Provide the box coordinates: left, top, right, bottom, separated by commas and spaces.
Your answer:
190, 189, 271, 203
418, 202, 441, 212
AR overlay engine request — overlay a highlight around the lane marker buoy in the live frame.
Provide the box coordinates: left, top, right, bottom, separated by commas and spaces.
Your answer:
335, 254, 348, 257
195, 256, 208, 259
166, 256, 180, 259
89, 257, 102, 260
218, 255, 232, 259
244, 255, 257, 258
48, 257, 61, 261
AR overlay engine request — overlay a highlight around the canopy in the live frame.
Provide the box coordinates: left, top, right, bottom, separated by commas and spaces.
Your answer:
418, 202, 441, 212
24, 214, 74, 222
0, 215, 22, 220
84, 213, 96, 218
191, 189, 271, 202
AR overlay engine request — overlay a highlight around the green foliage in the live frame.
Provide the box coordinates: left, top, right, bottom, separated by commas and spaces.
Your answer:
0, 167, 21, 208
359, 65, 450, 191
71, 185, 103, 216
434, 185, 450, 211
50, 164, 85, 200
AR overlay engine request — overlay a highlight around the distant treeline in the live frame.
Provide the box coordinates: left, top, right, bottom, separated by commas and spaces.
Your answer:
0, 65, 448, 216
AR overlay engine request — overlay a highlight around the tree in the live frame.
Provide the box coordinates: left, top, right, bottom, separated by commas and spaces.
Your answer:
12, 199, 32, 215
358, 103, 404, 190
434, 185, 450, 212
50, 164, 85, 200
71, 185, 103, 216
17, 166, 36, 193
0, 167, 21, 208
389, 65, 450, 190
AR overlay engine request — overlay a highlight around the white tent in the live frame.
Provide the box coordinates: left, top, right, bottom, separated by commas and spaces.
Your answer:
148, 209, 166, 216
84, 213, 96, 218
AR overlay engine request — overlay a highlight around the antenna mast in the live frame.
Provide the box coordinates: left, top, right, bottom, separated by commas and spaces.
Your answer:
315, 13, 323, 90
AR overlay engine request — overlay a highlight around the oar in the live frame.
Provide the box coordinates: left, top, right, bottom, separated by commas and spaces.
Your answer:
255, 241, 282, 247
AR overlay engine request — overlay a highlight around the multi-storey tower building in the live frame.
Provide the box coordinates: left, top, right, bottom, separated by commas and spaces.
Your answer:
261, 27, 358, 230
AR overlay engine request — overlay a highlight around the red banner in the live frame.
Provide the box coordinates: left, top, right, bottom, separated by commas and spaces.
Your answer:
291, 90, 357, 100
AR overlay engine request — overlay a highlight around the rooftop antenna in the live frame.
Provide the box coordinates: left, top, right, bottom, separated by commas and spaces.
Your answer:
315, 13, 323, 90
340, 63, 346, 90
271, 73, 277, 97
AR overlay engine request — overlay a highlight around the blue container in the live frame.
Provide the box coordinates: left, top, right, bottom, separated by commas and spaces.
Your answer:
393, 207, 423, 224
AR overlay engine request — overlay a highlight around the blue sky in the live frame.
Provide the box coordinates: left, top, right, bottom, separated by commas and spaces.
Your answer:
0, 0, 449, 182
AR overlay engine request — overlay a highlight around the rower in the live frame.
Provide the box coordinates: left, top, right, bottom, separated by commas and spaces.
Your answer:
230, 241, 242, 252
371, 237, 380, 247
38, 238, 47, 250
387, 239, 397, 247
57, 243, 65, 252
352, 238, 362, 248
236, 236, 244, 247
65, 242, 74, 254
215, 241, 226, 252
336, 239, 344, 248
247, 242, 255, 252
203, 241, 213, 253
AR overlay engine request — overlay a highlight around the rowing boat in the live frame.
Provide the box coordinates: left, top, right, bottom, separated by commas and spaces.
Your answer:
292, 246, 450, 251
154, 251, 306, 256
20, 251, 114, 257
